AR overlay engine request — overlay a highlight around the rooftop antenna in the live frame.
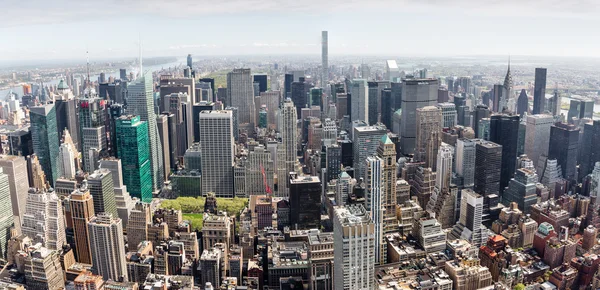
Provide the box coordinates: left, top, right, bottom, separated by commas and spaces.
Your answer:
86, 49, 91, 88
139, 33, 143, 77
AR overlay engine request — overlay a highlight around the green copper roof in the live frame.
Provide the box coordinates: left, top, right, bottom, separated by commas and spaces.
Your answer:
381, 134, 393, 145
57, 79, 68, 90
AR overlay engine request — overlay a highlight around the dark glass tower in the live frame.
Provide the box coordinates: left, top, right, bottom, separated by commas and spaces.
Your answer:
253, 74, 268, 93
533, 68, 547, 114
517, 89, 529, 117
289, 173, 321, 230
55, 98, 79, 150
579, 120, 600, 181
187, 54, 193, 69
548, 123, 579, 182
474, 140, 502, 222
30, 103, 60, 185
284, 73, 293, 100
489, 114, 520, 193
473, 105, 491, 138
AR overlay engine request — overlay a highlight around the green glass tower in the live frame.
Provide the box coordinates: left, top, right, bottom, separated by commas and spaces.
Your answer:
30, 103, 60, 185
115, 115, 152, 203
310, 88, 323, 108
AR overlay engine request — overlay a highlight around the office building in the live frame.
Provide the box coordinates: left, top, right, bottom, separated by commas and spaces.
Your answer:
27, 154, 47, 190
400, 79, 439, 155
473, 105, 491, 138
0, 169, 12, 261
533, 68, 547, 114
365, 156, 384, 264
353, 125, 387, 179
201, 248, 221, 288
78, 96, 107, 172
186, 54, 192, 69
227, 69, 256, 131
69, 187, 94, 264
502, 168, 538, 214
351, 79, 369, 124
548, 123, 579, 181
30, 103, 60, 185
489, 114, 520, 192
199, 110, 234, 197
115, 115, 152, 203
289, 173, 321, 230
24, 244, 65, 289
126, 202, 151, 250
246, 144, 274, 195
436, 143, 453, 191
385, 60, 400, 82
438, 102, 457, 128
98, 158, 135, 228
517, 89, 529, 117
474, 140, 502, 208
321, 31, 328, 86
87, 169, 117, 217
449, 189, 489, 246
0, 155, 28, 232
325, 144, 342, 183
413, 212, 447, 253
126, 71, 164, 193
88, 213, 128, 282
333, 205, 375, 290
22, 188, 66, 251
202, 212, 232, 250
54, 98, 79, 152
415, 106, 442, 170
456, 138, 476, 189
277, 98, 298, 197
580, 121, 600, 180
58, 141, 76, 179
253, 74, 268, 93
525, 114, 553, 169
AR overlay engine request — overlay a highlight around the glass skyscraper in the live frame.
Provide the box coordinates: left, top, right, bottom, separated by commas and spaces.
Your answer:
115, 115, 152, 203
30, 103, 60, 185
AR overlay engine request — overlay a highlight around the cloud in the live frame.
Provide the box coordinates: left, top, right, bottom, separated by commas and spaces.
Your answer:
2, 0, 599, 28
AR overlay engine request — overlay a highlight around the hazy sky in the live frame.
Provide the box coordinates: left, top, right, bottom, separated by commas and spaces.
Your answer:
1, 0, 599, 61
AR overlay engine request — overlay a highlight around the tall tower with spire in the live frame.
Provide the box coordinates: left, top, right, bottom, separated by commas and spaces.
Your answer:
503, 56, 513, 112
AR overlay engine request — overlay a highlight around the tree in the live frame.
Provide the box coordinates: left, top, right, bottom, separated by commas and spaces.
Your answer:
514, 283, 525, 290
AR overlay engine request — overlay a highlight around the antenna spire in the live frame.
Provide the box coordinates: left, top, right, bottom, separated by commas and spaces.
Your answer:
86, 49, 91, 88
139, 33, 143, 77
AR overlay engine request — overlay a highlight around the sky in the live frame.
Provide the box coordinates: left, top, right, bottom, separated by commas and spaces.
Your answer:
1, 0, 599, 61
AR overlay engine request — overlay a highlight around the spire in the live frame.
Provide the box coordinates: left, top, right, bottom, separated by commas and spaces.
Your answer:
86, 49, 91, 88
503, 55, 513, 94
139, 33, 143, 77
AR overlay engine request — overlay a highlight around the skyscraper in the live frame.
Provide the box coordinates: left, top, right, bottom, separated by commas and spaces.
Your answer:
69, 187, 94, 264
78, 96, 107, 172
449, 189, 489, 246
98, 158, 135, 228
0, 168, 13, 261
24, 244, 65, 289
489, 114, 520, 192
377, 135, 397, 236
87, 169, 117, 217
187, 54, 192, 69
415, 106, 442, 170
353, 125, 387, 179
58, 141, 76, 179
533, 68, 547, 114
456, 138, 476, 189
525, 114, 553, 169
580, 121, 600, 181
517, 89, 529, 117
30, 103, 60, 185
0, 155, 28, 233
277, 98, 298, 197
88, 213, 128, 282
438, 102, 457, 128
502, 168, 538, 214
289, 173, 321, 230
350, 79, 369, 124
436, 143, 453, 191
126, 71, 164, 193
333, 205, 375, 290
503, 59, 513, 110
400, 79, 439, 155
22, 188, 66, 251
548, 123, 579, 182
199, 110, 234, 197
321, 31, 328, 86
365, 156, 384, 264
473, 105, 491, 138
115, 115, 152, 203
227, 69, 256, 131
474, 140, 502, 215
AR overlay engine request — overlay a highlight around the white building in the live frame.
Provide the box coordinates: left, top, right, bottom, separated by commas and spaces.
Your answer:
350, 79, 368, 123
227, 68, 256, 131
365, 156, 384, 264
333, 205, 375, 290
58, 143, 76, 179
277, 98, 298, 198
88, 213, 128, 282
199, 110, 234, 197
436, 143, 454, 191
455, 138, 476, 189
22, 188, 66, 251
